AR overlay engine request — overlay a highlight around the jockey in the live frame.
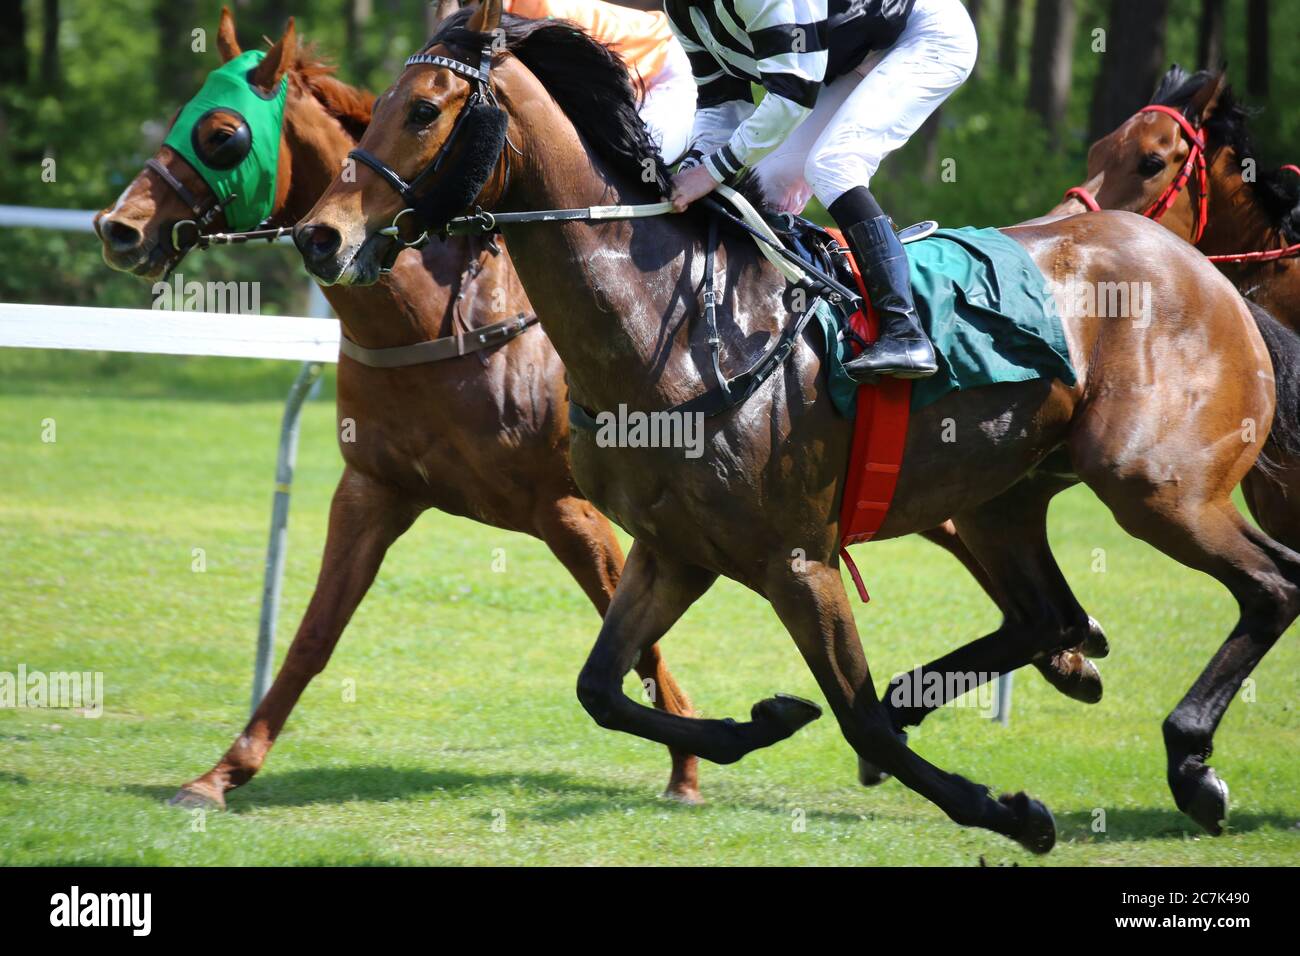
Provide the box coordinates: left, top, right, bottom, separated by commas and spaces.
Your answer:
502, 0, 697, 161
665, 0, 978, 381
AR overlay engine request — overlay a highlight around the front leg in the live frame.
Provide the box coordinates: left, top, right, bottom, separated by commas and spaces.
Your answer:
171, 467, 419, 808
575, 542, 822, 765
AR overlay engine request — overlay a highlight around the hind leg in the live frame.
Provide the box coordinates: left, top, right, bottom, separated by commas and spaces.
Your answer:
768, 558, 1055, 852
1093, 490, 1299, 833
888, 478, 1102, 729
535, 494, 700, 801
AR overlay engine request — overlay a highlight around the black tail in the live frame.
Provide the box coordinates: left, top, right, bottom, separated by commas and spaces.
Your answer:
1248, 300, 1300, 477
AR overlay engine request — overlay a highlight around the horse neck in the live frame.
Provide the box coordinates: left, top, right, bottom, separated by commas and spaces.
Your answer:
282, 76, 466, 349
1197, 145, 1284, 260
493, 65, 755, 410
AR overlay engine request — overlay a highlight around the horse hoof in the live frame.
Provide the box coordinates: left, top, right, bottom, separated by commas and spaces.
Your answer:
1178, 768, 1229, 836
857, 729, 907, 786
857, 756, 891, 786
1034, 651, 1103, 704
751, 693, 822, 740
1001, 791, 1056, 854
662, 785, 704, 806
1079, 616, 1109, 658
168, 784, 225, 811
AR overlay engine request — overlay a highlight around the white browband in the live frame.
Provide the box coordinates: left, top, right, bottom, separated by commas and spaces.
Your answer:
404, 52, 490, 84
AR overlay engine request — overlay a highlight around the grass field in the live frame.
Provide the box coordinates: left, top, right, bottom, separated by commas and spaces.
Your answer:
1, 352, 1297, 866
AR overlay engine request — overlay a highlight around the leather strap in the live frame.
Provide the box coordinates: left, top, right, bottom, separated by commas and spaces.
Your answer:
147, 157, 206, 218
339, 313, 537, 368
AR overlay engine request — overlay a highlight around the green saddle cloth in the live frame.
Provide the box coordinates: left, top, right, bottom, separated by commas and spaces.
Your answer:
816, 226, 1077, 415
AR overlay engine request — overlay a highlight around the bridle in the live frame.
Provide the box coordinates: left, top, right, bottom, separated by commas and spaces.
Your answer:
1065, 105, 1209, 242
146, 155, 294, 276
1063, 104, 1300, 264
347, 40, 509, 257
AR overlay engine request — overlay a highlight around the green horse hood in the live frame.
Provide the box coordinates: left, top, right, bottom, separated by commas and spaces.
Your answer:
162, 50, 288, 231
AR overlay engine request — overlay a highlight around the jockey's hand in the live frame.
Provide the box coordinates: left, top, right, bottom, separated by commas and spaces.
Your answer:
670, 164, 720, 213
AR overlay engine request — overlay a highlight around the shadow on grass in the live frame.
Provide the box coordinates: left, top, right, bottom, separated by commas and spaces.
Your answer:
124, 764, 864, 824
1053, 807, 1297, 842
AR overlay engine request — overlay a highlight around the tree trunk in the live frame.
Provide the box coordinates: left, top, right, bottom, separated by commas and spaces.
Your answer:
40, 0, 60, 92
0, 0, 29, 87
1197, 0, 1226, 70
1088, 0, 1169, 142
1247, 0, 1269, 97
1027, 0, 1077, 148
997, 0, 1023, 80
966, 0, 983, 78
156, 0, 201, 101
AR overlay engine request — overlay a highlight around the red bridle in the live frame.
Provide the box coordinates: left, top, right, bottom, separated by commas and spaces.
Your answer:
1064, 104, 1300, 264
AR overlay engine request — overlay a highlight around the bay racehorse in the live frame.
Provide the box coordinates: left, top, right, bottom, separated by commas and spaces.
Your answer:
93, 7, 702, 807
1051, 65, 1300, 553
294, 3, 1299, 848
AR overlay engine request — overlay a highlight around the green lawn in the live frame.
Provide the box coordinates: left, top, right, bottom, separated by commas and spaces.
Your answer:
0, 352, 1297, 866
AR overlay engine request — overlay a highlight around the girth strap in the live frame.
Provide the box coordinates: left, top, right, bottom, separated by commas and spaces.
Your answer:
340, 313, 537, 368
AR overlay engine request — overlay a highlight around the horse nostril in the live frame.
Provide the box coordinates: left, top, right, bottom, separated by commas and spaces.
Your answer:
102, 218, 142, 254
295, 223, 342, 261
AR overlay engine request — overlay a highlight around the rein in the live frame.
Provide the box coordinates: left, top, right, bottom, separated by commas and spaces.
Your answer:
1064, 104, 1300, 264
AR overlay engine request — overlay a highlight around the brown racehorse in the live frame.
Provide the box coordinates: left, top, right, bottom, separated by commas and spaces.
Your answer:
294, 2, 1300, 848
1050, 65, 1300, 552
93, 8, 701, 807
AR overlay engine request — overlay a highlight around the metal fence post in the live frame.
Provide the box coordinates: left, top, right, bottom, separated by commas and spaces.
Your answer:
251, 284, 334, 714
993, 671, 1013, 726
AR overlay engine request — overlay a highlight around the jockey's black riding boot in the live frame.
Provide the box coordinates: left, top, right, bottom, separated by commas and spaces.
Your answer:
829, 186, 937, 382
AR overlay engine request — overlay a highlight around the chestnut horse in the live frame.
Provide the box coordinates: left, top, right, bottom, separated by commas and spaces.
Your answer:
295, 2, 1299, 848
94, 9, 701, 807
1051, 65, 1300, 552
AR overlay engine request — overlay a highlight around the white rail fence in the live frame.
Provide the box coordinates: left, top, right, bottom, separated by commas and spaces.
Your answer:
0, 204, 336, 714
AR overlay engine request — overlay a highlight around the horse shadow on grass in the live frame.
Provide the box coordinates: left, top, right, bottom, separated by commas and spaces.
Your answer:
123, 765, 865, 825
1052, 806, 1298, 843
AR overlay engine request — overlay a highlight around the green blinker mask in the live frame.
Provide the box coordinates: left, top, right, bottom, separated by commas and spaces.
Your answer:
162, 50, 288, 232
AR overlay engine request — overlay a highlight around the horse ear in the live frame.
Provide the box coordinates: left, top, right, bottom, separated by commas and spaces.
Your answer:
217, 6, 242, 62
466, 0, 502, 35
1187, 72, 1228, 125
251, 18, 296, 93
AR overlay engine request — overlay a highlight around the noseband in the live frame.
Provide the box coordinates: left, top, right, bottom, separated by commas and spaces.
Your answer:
143, 154, 297, 276
1064, 104, 1209, 243
347, 41, 509, 256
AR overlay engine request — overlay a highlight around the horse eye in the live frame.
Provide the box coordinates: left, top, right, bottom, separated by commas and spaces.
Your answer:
1139, 154, 1167, 177
409, 101, 440, 126
211, 130, 231, 146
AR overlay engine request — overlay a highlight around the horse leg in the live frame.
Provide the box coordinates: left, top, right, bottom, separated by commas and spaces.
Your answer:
766, 559, 1055, 853
1088, 490, 1300, 833
170, 467, 418, 809
534, 494, 701, 802
575, 541, 823, 764
920, 501, 1107, 695
858, 477, 1101, 785
1242, 460, 1300, 553
919, 520, 997, 601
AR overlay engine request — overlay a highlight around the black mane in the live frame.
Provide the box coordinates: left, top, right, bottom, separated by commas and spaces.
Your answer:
1151, 65, 1300, 243
427, 10, 672, 196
